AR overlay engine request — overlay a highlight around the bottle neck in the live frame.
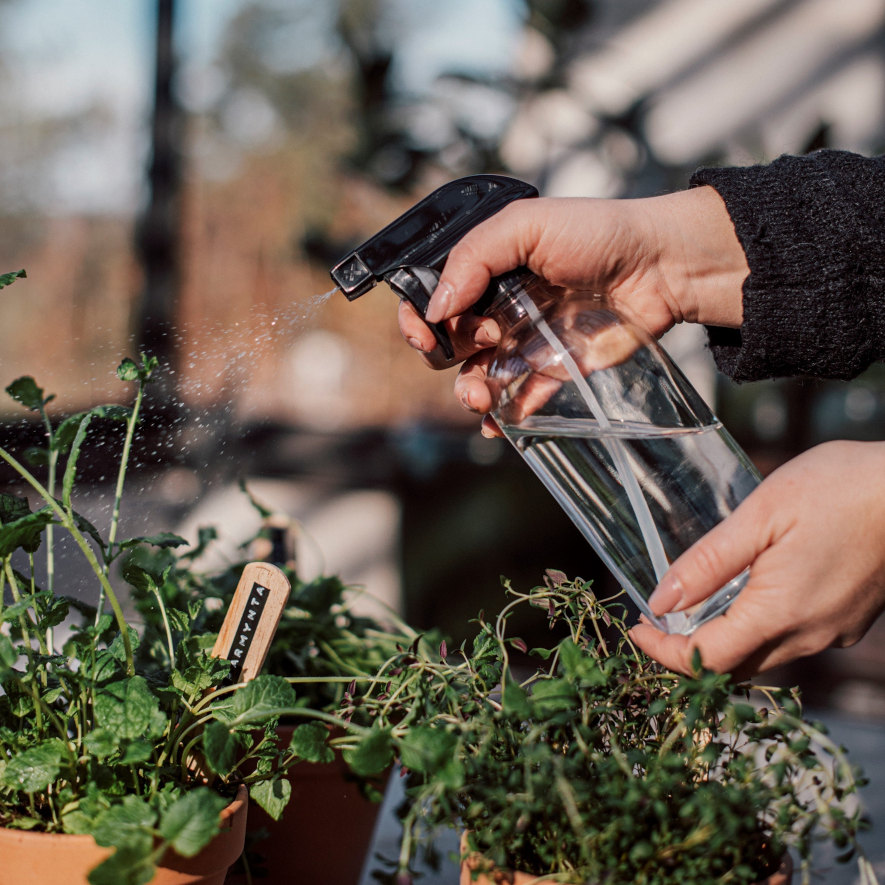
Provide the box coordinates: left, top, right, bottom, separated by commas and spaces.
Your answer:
482, 269, 546, 329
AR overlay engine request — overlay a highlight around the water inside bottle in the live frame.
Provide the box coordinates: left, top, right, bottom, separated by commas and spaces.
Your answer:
501, 415, 757, 633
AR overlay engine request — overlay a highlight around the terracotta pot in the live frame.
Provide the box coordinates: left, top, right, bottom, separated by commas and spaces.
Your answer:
225, 725, 385, 884
459, 834, 794, 884
0, 785, 248, 885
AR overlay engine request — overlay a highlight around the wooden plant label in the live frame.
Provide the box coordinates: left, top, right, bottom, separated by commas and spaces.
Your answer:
211, 561, 291, 685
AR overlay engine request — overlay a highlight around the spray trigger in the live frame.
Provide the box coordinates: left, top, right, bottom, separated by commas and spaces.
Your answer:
330, 174, 539, 361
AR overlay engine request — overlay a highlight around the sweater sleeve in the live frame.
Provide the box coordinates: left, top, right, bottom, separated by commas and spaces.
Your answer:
689, 150, 885, 382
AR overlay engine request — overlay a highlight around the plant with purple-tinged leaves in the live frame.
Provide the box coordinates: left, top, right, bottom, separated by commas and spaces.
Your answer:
349, 573, 877, 885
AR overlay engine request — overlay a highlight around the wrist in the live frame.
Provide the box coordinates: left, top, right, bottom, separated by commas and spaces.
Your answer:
651, 186, 749, 328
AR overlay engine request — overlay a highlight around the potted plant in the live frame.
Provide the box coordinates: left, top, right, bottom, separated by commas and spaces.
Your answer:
231, 568, 421, 883
342, 571, 878, 885
124, 492, 426, 884
0, 334, 315, 883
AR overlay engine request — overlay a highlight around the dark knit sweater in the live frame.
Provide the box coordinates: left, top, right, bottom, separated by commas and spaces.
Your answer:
689, 150, 885, 382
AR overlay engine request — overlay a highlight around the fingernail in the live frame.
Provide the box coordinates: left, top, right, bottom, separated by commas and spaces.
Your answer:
474, 323, 500, 348
459, 391, 478, 413
407, 336, 430, 353
426, 281, 454, 323
648, 574, 684, 614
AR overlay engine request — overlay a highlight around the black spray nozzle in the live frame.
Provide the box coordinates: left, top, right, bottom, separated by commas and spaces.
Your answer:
330, 174, 538, 358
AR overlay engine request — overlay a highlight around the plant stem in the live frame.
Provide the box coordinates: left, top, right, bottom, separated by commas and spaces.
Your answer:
0, 446, 134, 674
317, 638, 368, 676
3, 558, 36, 653
38, 403, 57, 596
107, 372, 145, 555
151, 584, 175, 665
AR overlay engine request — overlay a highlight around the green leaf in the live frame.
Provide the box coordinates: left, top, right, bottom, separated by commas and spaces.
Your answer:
53, 405, 130, 456
5, 815, 44, 830
179, 525, 218, 561
502, 681, 531, 719
529, 646, 556, 660
1, 740, 65, 793
116, 358, 141, 382
211, 675, 297, 728
94, 676, 166, 741
108, 625, 141, 662
116, 354, 158, 385
469, 630, 503, 686
62, 413, 96, 509
343, 727, 393, 777
0, 269, 26, 290
121, 545, 176, 593
528, 677, 577, 715
172, 653, 229, 696
62, 786, 112, 835
90, 795, 156, 848
202, 721, 239, 776
87, 842, 156, 885
0, 634, 17, 670
5, 376, 52, 411
118, 532, 189, 550
250, 777, 291, 821
398, 726, 456, 775
87, 649, 125, 683
121, 740, 155, 764
557, 638, 584, 677
726, 703, 759, 727
83, 729, 119, 760
41, 685, 64, 705
0, 492, 30, 523
0, 508, 54, 556
158, 787, 227, 857
289, 722, 334, 764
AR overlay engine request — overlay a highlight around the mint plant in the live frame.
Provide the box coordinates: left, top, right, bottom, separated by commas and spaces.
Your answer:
351, 573, 876, 885
126, 491, 427, 718
0, 339, 331, 884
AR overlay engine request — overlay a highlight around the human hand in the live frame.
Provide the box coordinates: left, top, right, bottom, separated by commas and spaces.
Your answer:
397, 185, 748, 429
630, 440, 885, 679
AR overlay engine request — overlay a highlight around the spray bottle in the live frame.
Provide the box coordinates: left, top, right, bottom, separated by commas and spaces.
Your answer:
330, 175, 761, 634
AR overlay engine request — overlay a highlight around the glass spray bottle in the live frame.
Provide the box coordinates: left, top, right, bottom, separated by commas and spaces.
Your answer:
331, 175, 760, 633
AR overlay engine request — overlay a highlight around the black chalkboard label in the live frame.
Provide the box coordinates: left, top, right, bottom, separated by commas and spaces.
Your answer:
223, 581, 270, 684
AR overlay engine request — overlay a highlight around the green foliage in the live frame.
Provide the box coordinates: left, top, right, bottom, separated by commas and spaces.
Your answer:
0, 269, 26, 291
123, 490, 429, 717
0, 333, 873, 885
351, 575, 873, 885
288, 722, 335, 764
0, 358, 337, 883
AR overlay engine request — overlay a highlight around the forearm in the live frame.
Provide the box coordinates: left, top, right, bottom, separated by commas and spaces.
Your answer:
692, 150, 885, 381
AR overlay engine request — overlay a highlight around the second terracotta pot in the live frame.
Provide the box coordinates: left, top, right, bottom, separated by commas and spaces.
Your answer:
226, 726, 385, 884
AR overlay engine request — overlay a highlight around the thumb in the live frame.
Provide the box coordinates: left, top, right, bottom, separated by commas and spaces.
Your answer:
648, 493, 770, 617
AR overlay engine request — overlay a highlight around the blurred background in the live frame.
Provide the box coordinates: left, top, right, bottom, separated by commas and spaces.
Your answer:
2, 0, 885, 713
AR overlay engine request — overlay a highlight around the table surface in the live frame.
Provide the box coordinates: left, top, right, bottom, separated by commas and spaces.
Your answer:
358, 708, 885, 885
